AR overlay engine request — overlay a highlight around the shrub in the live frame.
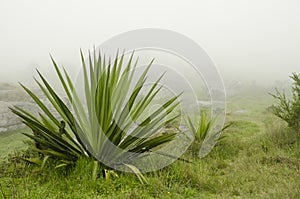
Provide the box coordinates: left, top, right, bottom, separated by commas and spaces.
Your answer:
270, 73, 300, 132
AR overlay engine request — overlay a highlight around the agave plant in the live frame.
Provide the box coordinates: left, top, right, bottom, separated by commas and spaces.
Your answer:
185, 110, 212, 141
10, 49, 181, 183
185, 110, 232, 156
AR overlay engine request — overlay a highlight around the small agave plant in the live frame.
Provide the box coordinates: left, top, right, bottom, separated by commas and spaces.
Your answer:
185, 110, 212, 142
185, 110, 232, 156
10, 49, 181, 183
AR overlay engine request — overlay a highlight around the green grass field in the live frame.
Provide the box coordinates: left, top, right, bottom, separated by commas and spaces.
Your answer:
1, 91, 300, 198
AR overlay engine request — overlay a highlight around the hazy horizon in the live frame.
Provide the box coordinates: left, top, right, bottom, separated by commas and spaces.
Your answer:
1, 0, 300, 87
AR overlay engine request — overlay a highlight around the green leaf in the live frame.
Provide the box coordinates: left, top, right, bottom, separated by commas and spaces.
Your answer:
123, 163, 148, 184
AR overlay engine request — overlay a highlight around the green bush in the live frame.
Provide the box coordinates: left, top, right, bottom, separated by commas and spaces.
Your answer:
270, 73, 300, 132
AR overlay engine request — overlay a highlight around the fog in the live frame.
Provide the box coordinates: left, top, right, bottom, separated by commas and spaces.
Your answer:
1, 0, 300, 88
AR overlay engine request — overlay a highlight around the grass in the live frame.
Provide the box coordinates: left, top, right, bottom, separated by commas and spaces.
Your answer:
0, 91, 300, 198
0, 128, 29, 160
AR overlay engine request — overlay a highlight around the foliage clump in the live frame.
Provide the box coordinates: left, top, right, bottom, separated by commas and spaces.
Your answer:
271, 73, 300, 132
185, 110, 232, 157
10, 50, 180, 183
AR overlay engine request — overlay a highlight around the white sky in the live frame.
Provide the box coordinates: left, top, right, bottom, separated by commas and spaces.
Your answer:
0, 0, 300, 85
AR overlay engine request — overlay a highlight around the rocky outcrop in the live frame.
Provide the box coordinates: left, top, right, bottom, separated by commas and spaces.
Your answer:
0, 101, 39, 132
0, 85, 70, 133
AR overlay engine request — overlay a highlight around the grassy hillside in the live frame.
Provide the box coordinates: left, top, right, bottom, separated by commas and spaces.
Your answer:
0, 92, 299, 198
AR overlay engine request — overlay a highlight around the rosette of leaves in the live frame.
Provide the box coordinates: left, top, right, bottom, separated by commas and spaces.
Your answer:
10, 50, 180, 183
185, 110, 232, 156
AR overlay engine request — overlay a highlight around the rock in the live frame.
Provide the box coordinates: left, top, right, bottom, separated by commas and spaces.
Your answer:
233, 109, 247, 115
0, 101, 39, 133
0, 84, 71, 134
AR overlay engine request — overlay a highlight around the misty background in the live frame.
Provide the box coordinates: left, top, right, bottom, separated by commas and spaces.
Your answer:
0, 0, 300, 90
